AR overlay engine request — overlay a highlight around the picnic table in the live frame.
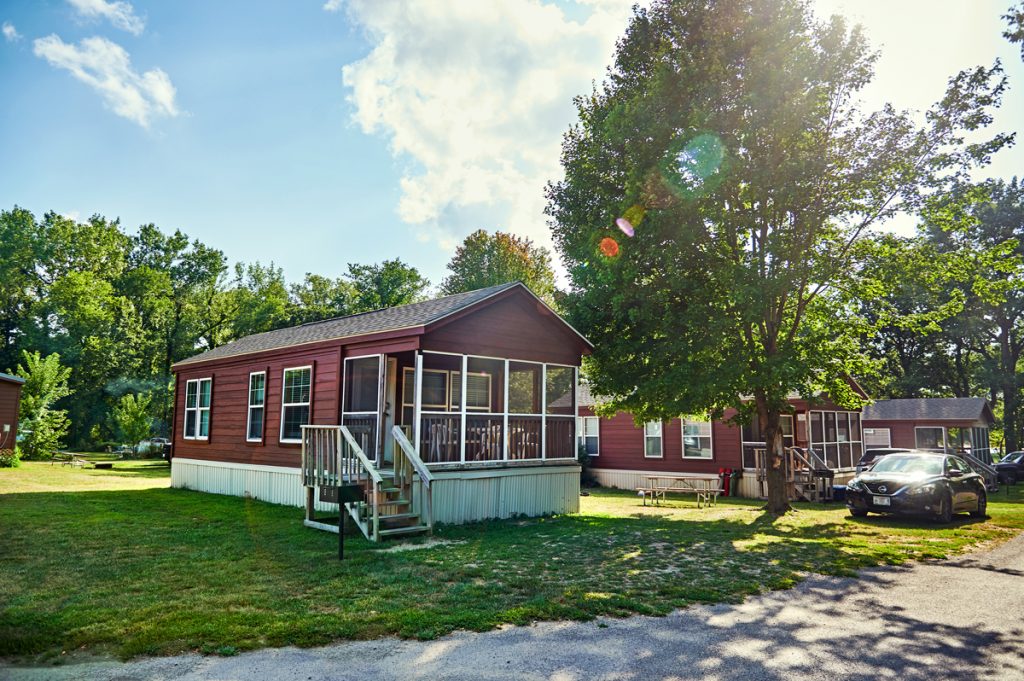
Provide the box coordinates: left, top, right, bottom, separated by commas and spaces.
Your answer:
638, 475, 723, 508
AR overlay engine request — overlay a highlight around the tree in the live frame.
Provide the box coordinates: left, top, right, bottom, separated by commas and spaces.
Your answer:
1005, 2, 1024, 60
111, 392, 153, 451
289, 273, 356, 324
924, 178, 1024, 450
346, 259, 430, 312
0, 207, 44, 374
547, 0, 1008, 513
441, 230, 558, 305
14, 351, 73, 459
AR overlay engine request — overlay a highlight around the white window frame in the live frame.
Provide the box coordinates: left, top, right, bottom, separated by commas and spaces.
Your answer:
246, 371, 266, 443
578, 415, 599, 456
182, 377, 211, 441
410, 367, 451, 411
681, 417, 713, 459
280, 365, 313, 444
644, 421, 664, 458
449, 371, 492, 412
863, 427, 891, 448
915, 426, 946, 452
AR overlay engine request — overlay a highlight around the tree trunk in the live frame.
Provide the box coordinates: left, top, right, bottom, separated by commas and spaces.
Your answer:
757, 396, 791, 515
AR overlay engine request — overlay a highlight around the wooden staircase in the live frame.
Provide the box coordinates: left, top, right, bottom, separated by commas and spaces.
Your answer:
301, 425, 433, 542
754, 446, 835, 502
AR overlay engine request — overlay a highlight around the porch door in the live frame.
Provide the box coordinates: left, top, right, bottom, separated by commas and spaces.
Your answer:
382, 357, 398, 466
342, 354, 383, 462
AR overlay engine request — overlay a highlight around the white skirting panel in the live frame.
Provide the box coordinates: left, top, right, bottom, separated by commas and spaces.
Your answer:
172, 458, 581, 524
590, 468, 718, 493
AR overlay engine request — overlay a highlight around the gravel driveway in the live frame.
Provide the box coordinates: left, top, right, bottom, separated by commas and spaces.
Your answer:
5, 532, 1023, 681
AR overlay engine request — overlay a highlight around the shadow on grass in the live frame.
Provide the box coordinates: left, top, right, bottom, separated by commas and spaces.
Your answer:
0, 485, 1016, 662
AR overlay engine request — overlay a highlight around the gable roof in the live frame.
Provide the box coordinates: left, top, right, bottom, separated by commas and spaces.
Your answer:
174, 282, 591, 368
0, 372, 25, 385
862, 397, 993, 424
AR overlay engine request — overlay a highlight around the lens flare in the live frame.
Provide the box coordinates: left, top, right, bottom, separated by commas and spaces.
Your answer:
599, 237, 620, 258
623, 204, 646, 226
615, 218, 635, 237
660, 133, 725, 199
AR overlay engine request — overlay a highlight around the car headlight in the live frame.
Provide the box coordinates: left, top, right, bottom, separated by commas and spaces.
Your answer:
909, 483, 937, 496
847, 480, 864, 492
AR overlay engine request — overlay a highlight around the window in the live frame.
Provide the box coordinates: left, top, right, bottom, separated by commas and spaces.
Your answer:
915, 426, 945, 452
182, 378, 211, 440
863, 427, 891, 448
420, 369, 449, 409
578, 416, 599, 456
741, 414, 794, 468
450, 372, 492, 411
280, 366, 312, 443
808, 411, 863, 469
246, 372, 266, 442
644, 421, 663, 458
682, 417, 713, 458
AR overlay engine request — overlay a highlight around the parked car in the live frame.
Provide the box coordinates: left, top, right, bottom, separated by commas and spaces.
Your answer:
854, 447, 912, 474
137, 437, 172, 459
846, 452, 987, 524
995, 451, 1024, 485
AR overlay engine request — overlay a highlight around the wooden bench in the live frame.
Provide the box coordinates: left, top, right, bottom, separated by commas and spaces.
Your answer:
638, 476, 723, 508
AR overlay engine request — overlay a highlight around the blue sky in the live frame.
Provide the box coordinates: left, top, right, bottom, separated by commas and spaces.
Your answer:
1, 1, 1021, 289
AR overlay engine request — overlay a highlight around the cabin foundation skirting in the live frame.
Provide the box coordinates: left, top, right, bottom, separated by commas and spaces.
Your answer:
172, 457, 581, 523
591, 467, 857, 499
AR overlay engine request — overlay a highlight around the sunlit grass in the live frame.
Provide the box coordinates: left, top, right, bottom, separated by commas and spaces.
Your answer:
1, 463, 1021, 662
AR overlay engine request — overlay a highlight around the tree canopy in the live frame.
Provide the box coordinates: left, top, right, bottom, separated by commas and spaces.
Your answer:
547, 0, 1008, 512
441, 230, 557, 306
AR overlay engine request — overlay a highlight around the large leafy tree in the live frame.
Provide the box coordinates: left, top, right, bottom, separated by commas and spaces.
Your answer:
346, 259, 430, 312
14, 351, 73, 459
288, 274, 357, 325
547, 0, 1008, 513
440, 230, 558, 305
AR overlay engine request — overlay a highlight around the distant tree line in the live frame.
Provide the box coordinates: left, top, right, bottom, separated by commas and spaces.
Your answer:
0, 207, 555, 452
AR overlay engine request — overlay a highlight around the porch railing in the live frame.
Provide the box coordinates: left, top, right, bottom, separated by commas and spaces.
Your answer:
301, 424, 383, 540
392, 425, 433, 533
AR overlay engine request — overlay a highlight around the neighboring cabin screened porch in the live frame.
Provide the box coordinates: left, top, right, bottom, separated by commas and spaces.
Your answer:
340, 350, 578, 467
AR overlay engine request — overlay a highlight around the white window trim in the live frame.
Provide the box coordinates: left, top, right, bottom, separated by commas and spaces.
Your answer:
681, 416, 713, 459
280, 365, 313, 444
644, 421, 664, 459
182, 377, 212, 441
246, 371, 266, 443
450, 371, 493, 412
915, 425, 946, 451
578, 415, 600, 456
863, 427, 891, 448
407, 367, 451, 411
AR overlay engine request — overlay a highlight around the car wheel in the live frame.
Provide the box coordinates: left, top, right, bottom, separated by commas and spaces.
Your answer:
935, 492, 954, 524
849, 508, 869, 518
970, 490, 987, 518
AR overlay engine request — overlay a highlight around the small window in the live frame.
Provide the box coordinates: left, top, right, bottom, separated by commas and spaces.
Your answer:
450, 372, 492, 411
280, 366, 312, 443
682, 417, 713, 458
420, 370, 449, 410
247, 372, 266, 442
915, 427, 945, 452
182, 378, 211, 440
644, 421, 663, 458
577, 416, 599, 456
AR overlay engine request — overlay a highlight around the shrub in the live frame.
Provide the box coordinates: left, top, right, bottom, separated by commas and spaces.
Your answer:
0, 448, 20, 468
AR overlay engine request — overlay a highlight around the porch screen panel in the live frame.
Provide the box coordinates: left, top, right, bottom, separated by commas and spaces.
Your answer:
419, 352, 460, 463
343, 356, 380, 456
545, 366, 576, 458
462, 357, 504, 462
508, 361, 541, 459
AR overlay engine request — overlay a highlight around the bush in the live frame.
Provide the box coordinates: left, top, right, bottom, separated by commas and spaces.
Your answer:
0, 448, 20, 468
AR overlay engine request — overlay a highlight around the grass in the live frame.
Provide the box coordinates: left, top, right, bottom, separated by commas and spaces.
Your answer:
1, 462, 1022, 663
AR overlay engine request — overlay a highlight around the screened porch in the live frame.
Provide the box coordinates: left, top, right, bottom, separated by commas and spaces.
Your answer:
340, 350, 579, 467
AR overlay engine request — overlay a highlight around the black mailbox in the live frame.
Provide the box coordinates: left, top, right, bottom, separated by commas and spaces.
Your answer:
320, 483, 364, 505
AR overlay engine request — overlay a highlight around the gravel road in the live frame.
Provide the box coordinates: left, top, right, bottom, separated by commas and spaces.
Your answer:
5, 532, 1023, 681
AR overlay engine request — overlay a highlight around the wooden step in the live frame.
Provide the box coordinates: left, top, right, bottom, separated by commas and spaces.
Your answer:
380, 512, 420, 522
378, 525, 430, 537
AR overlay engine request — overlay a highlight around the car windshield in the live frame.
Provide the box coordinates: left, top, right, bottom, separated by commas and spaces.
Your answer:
1007, 452, 1024, 464
869, 455, 942, 476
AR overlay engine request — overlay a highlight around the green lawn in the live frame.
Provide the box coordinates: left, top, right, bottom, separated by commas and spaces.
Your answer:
1, 462, 1022, 662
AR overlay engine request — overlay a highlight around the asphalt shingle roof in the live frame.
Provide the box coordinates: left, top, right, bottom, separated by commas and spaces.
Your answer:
862, 397, 991, 423
174, 282, 521, 367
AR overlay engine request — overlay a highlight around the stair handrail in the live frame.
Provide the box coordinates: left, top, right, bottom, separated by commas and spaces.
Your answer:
392, 426, 433, 487
958, 449, 999, 486
339, 425, 383, 484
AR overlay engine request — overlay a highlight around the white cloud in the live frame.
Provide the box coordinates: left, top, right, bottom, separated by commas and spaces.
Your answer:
337, 0, 638, 253
67, 0, 145, 36
33, 35, 179, 128
2, 21, 22, 42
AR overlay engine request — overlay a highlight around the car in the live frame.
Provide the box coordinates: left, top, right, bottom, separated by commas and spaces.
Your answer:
846, 452, 987, 524
854, 447, 913, 474
994, 451, 1024, 485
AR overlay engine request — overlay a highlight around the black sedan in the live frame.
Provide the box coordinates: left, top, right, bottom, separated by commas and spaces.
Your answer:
846, 452, 987, 524
995, 451, 1023, 485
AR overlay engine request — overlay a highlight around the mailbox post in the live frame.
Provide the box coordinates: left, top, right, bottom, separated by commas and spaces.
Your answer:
333, 484, 364, 561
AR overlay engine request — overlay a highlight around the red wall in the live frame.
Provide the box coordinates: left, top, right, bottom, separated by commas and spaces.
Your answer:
582, 406, 744, 474
861, 418, 980, 450
173, 344, 342, 468
0, 380, 21, 451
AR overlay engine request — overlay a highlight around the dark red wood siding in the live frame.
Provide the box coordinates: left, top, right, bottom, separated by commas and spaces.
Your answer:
423, 293, 584, 366
581, 406, 744, 474
173, 344, 341, 468
860, 418, 982, 450
0, 380, 21, 451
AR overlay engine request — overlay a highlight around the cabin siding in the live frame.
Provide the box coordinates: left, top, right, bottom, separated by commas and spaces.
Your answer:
0, 380, 21, 450
173, 344, 342, 469
423, 293, 582, 365
860, 418, 986, 450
